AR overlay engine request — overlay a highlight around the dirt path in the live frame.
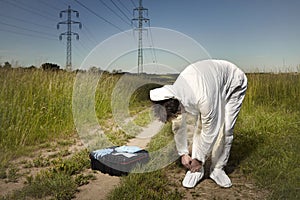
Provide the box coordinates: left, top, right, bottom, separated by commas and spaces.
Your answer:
74, 120, 163, 200
73, 171, 120, 200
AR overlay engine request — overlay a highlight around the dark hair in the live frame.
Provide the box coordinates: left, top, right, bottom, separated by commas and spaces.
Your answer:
152, 99, 180, 123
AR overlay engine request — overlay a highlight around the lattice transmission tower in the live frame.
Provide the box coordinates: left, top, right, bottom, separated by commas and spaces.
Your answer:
132, 0, 150, 75
57, 6, 82, 71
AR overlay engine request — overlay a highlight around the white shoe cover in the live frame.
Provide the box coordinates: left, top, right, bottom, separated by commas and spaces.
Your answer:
182, 168, 204, 188
210, 168, 232, 188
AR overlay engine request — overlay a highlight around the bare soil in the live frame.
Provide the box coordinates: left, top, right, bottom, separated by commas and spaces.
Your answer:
74, 170, 120, 200
0, 138, 86, 198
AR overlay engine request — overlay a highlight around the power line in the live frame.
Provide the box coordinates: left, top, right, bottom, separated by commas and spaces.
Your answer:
13, 0, 56, 19
110, 0, 132, 24
148, 27, 158, 64
2, 0, 57, 22
0, 29, 57, 41
97, 0, 131, 26
81, 24, 99, 46
0, 20, 57, 38
39, 0, 63, 11
76, 39, 91, 55
130, 0, 137, 7
0, 13, 54, 30
116, 0, 133, 16
61, 0, 70, 7
74, 0, 124, 32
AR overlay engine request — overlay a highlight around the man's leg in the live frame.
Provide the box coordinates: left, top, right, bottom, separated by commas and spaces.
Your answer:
210, 78, 247, 187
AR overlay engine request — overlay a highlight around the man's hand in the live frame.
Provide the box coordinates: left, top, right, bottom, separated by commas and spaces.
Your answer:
181, 154, 192, 170
190, 159, 202, 173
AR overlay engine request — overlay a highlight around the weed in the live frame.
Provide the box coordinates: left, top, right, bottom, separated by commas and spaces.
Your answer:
57, 139, 75, 147
108, 170, 182, 200
6, 166, 20, 183
59, 149, 71, 157
0, 168, 6, 179
52, 150, 90, 176
133, 109, 154, 127
2, 149, 90, 200
74, 173, 95, 186
23, 170, 77, 200
23, 160, 33, 168
32, 156, 51, 167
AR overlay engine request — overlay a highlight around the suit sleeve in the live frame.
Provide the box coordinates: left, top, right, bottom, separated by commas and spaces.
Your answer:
173, 114, 189, 156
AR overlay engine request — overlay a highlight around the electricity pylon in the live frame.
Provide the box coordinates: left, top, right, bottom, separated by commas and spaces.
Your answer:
132, 0, 149, 75
57, 6, 82, 71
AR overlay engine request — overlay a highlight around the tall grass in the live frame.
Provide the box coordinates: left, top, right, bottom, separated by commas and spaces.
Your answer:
0, 69, 136, 161
0, 68, 75, 158
0, 68, 299, 199
0, 69, 158, 158
244, 73, 300, 111
232, 73, 300, 199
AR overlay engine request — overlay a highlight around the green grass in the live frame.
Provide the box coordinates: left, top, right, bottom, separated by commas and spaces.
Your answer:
0, 69, 134, 162
0, 68, 75, 159
0, 68, 299, 199
0, 68, 138, 199
1, 149, 91, 200
108, 171, 182, 200
2, 171, 78, 200
133, 109, 154, 127
109, 73, 300, 200
0, 68, 163, 199
231, 73, 300, 199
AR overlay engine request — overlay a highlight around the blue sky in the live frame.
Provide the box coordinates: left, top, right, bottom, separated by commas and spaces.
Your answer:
0, 0, 299, 72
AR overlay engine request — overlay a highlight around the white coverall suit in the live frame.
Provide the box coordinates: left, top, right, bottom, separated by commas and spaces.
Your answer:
150, 59, 247, 187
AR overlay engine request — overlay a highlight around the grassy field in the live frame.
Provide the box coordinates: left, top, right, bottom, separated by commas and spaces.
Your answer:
0, 68, 75, 160
109, 73, 300, 200
0, 68, 299, 199
233, 73, 300, 199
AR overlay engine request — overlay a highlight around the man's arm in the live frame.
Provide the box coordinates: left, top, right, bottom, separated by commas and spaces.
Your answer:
172, 113, 189, 156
